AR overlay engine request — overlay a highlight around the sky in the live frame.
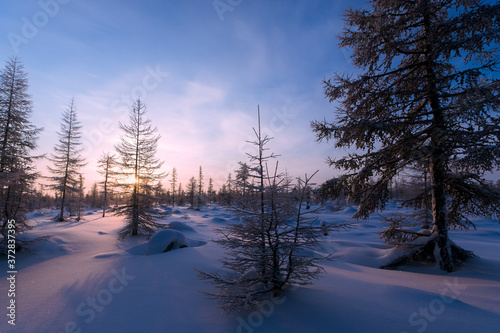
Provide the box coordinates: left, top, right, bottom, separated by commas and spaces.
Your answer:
2, 0, 497, 192
1, 0, 366, 190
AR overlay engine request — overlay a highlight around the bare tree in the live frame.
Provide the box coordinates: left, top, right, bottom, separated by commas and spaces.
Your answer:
114, 99, 166, 238
0, 57, 42, 251
312, 0, 500, 272
199, 107, 348, 311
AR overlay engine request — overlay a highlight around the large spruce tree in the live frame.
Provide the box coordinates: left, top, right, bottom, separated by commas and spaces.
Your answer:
0, 57, 42, 250
312, 0, 500, 272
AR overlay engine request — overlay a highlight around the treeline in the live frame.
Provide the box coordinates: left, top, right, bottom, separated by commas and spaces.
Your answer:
0, 55, 322, 252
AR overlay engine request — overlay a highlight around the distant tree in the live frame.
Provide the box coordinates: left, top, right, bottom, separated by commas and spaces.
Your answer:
97, 152, 115, 217
312, 0, 500, 271
207, 178, 215, 203
235, 162, 251, 208
88, 182, 99, 208
153, 181, 167, 205
114, 99, 166, 238
170, 167, 177, 207
224, 173, 234, 206
186, 176, 197, 210
199, 107, 347, 311
76, 174, 84, 221
48, 98, 86, 221
177, 183, 185, 206
197, 166, 205, 209
0, 57, 42, 251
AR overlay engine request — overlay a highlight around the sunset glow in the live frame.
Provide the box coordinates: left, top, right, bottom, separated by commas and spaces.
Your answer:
0, 0, 358, 190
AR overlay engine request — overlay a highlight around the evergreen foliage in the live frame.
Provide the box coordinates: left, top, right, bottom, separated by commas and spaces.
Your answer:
0, 57, 42, 252
48, 98, 86, 222
312, 0, 500, 271
114, 99, 167, 238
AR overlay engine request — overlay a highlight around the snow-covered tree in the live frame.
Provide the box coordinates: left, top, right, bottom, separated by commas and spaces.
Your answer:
97, 152, 115, 217
0, 57, 42, 251
312, 0, 500, 272
114, 99, 166, 238
199, 108, 347, 311
48, 98, 86, 221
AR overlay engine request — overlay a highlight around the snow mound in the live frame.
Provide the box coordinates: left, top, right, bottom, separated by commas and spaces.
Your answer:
93, 252, 120, 258
186, 239, 207, 247
147, 230, 188, 255
212, 217, 227, 223
126, 243, 148, 255
344, 207, 358, 215
417, 229, 433, 236
172, 210, 183, 215
161, 205, 173, 213
167, 221, 196, 233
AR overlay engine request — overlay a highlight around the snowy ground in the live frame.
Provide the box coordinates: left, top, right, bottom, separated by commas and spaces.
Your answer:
1, 204, 499, 333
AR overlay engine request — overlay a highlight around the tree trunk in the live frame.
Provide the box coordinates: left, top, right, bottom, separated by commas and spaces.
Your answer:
429, 157, 453, 272
423, 0, 453, 272
132, 182, 139, 236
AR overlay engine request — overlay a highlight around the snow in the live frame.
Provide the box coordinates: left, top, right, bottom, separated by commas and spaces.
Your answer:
146, 230, 188, 255
1, 203, 499, 333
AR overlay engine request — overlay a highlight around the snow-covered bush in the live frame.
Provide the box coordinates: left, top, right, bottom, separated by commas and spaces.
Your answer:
147, 230, 188, 255
198, 108, 350, 312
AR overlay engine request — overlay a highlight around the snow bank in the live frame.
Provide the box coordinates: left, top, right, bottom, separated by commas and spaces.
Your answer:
2, 205, 499, 333
146, 230, 188, 255
167, 221, 196, 233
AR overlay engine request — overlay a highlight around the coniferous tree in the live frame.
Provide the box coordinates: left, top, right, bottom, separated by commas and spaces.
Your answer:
114, 99, 166, 238
0, 57, 42, 250
177, 183, 185, 206
224, 173, 233, 206
97, 152, 115, 217
76, 174, 84, 221
235, 162, 251, 208
186, 176, 197, 210
312, 0, 500, 271
170, 167, 177, 207
48, 98, 86, 221
88, 182, 99, 208
197, 166, 204, 209
207, 178, 215, 203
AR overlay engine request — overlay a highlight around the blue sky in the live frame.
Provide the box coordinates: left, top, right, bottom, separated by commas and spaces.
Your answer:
1, 0, 364, 189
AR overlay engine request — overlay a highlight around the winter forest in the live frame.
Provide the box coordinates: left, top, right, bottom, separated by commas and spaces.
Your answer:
1, 1, 500, 332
